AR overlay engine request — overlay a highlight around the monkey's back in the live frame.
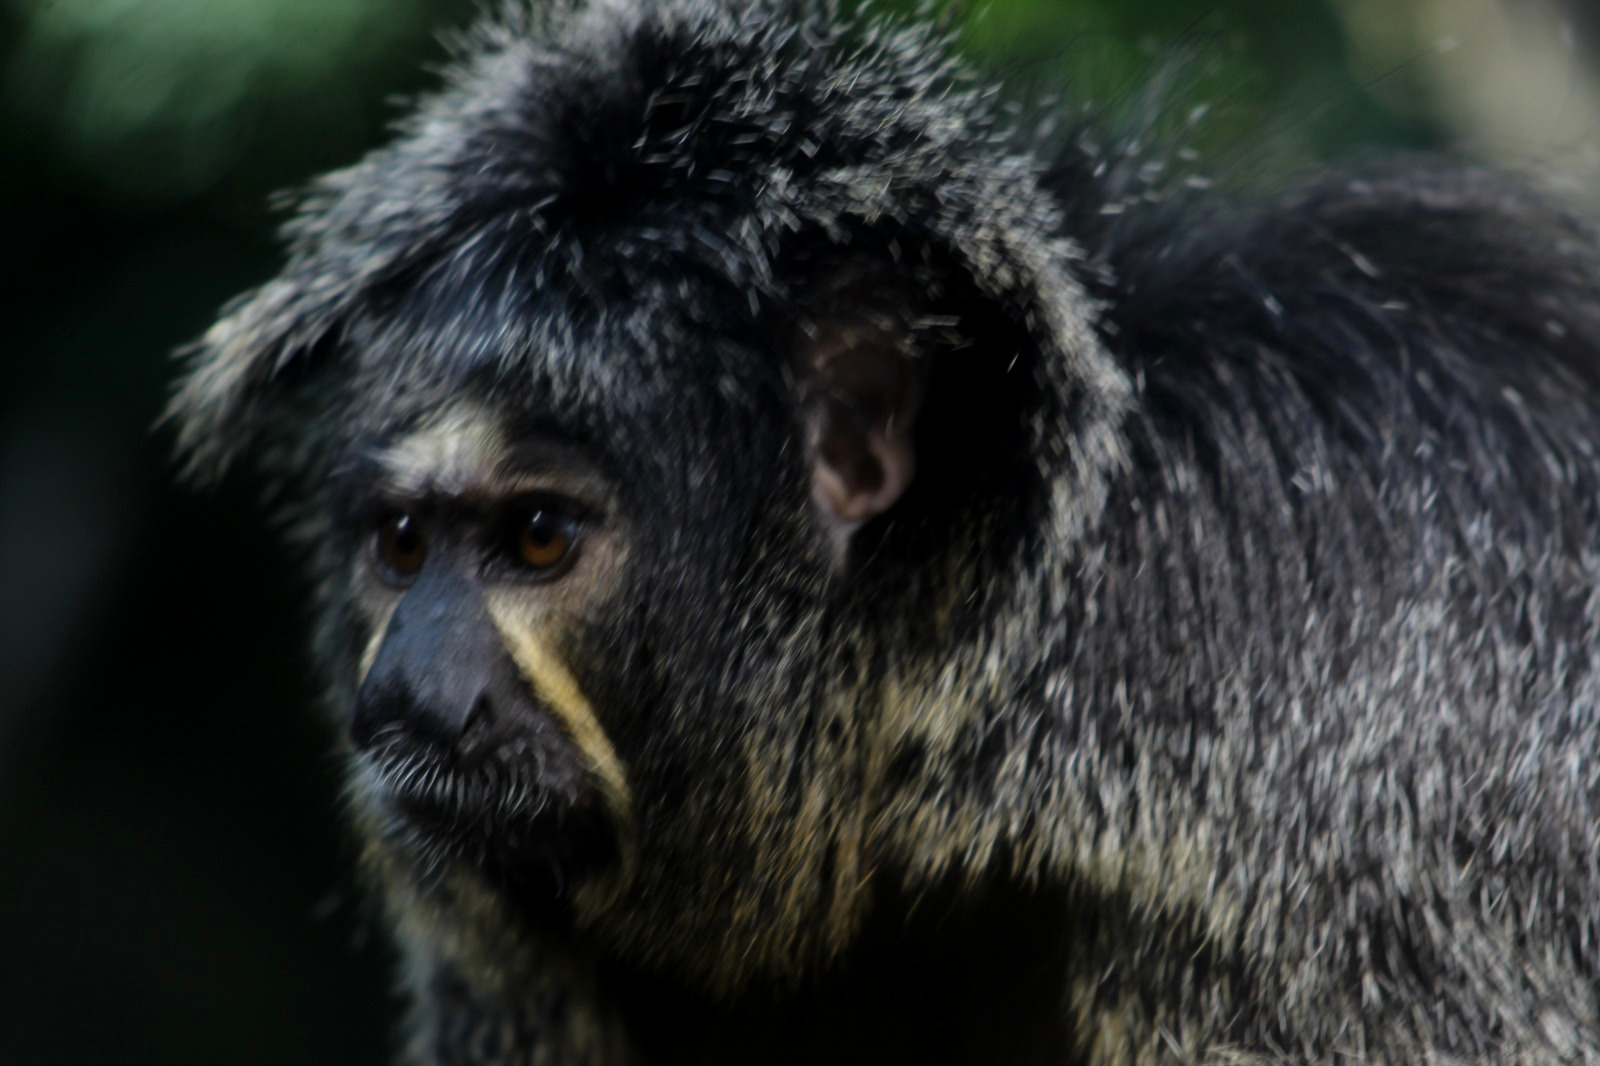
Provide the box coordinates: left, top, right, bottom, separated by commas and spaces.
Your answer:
1032, 157, 1600, 1059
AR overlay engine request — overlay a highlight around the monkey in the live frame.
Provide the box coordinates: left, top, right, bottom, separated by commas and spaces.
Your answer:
168, 0, 1600, 1063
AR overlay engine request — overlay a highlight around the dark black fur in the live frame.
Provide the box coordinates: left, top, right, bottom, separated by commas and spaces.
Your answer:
173, 1, 1600, 1062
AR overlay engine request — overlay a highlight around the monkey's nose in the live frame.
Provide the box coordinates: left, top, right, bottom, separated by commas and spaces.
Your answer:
351, 679, 491, 752
351, 564, 527, 757
352, 616, 539, 764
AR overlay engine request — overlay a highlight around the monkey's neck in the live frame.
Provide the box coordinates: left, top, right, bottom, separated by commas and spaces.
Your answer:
598, 877, 1078, 1066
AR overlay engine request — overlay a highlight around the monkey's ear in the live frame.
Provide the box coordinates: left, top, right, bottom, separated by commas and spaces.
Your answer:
795, 326, 926, 558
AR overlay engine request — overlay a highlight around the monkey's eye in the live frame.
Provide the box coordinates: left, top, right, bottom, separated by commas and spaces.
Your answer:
372, 512, 427, 581
510, 506, 578, 574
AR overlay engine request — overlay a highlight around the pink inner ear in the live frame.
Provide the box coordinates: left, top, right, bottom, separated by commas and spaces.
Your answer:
811, 397, 919, 523
799, 333, 924, 551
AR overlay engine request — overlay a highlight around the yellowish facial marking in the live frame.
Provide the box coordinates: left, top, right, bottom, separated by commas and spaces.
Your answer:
357, 599, 400, 688
376, 402, 506, 499
486, 599, 632, 821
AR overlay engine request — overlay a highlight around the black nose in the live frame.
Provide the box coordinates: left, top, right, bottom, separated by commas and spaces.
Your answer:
351, 565, 527, 757
352, 676, 490, 751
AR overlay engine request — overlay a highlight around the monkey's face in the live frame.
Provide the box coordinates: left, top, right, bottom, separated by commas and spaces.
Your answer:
311, 292, 906, 979
183, 247, 1075, 984
337, 404, 631, 903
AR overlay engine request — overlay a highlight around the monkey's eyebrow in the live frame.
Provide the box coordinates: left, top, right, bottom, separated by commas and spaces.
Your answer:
323, 455, 409, 530
323, 436, 612, 515
492, 438, 609, 487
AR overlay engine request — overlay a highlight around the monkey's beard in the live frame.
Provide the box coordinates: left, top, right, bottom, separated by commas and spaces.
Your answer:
350, 728, 615, 910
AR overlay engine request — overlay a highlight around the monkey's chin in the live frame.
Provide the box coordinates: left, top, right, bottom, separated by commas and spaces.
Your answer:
355, 746, 614, 910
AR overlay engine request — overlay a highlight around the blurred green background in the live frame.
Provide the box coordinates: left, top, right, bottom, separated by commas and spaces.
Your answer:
2, 0, 1593, 1062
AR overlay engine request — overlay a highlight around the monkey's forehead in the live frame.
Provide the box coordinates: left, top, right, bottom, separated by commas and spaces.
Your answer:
313, 286, 793, 495
331, 272, 775, 419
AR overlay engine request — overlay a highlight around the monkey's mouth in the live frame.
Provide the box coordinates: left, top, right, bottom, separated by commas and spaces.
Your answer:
368, 744, 551, 824
355, 729, 614, 899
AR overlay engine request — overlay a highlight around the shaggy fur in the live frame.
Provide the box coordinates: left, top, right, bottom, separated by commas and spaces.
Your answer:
172, 1, 1600, 1062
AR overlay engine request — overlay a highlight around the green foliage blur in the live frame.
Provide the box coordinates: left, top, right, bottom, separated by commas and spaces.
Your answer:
0, 0, 1440, 1063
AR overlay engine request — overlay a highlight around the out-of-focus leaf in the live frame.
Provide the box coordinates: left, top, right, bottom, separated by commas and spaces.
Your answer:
4, 0, 438, 199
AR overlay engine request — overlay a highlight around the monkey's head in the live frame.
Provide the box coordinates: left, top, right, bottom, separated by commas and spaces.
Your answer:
170, 0, 1127, 989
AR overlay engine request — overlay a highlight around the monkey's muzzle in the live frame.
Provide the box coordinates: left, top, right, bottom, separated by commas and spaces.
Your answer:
350, 566, 612, 892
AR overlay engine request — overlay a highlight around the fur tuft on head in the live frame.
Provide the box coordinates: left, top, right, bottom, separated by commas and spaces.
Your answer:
168, 0, 1128, 495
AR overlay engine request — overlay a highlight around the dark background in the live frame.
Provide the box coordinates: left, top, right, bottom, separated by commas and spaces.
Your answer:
1, 1, 1588, 1062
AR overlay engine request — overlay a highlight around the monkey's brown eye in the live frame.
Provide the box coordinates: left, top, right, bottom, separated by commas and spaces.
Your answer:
514, 509, 577, 572
373, 513, 427, 580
